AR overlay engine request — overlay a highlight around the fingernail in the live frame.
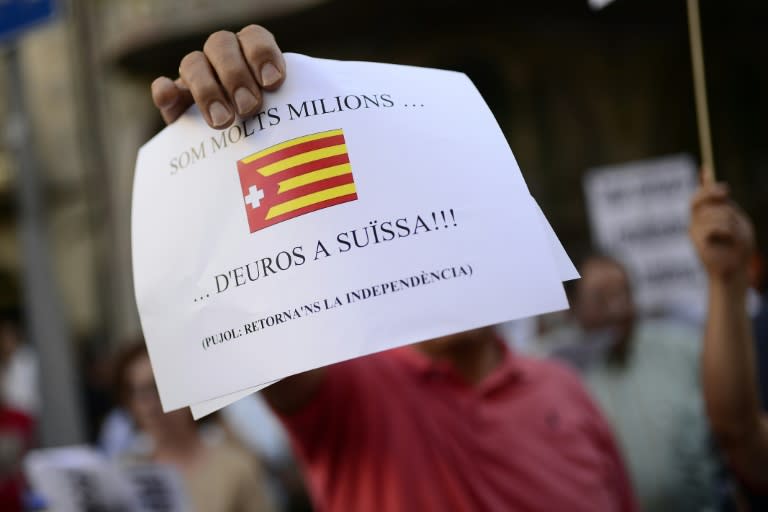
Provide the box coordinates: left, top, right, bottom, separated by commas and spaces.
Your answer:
209, 101, 230, 126
260, 62, 282, 87
234, 87, 258, 115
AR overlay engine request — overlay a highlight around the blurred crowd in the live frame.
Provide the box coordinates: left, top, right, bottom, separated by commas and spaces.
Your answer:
1, 179, 765, 512
1, 18, 768, 512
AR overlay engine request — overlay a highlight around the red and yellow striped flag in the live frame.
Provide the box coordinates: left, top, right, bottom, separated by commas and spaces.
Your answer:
237, 128, 358, 233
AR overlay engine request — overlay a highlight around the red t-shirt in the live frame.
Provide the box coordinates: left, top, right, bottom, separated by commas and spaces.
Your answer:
280, 345, 636, 512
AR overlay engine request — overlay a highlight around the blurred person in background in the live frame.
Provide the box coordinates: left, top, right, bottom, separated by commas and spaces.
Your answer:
98, 403, 138, 460
543, 254, 718, 511
220, 395, 312, 512
0, 358, 33, 512
0, 280, 35, 512
101, 347, 311, 510
0, 329, 34, 511
81, 338, 121, 444
148, 25, 637, 512
0, 273, 39, 419
689, 176, 768, 510
115, 342, 275, 512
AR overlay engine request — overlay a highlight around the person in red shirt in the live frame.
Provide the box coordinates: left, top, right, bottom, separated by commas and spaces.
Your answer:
150, 25, 637, 512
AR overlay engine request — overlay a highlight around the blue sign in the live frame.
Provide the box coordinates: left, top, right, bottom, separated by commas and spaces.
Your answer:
0, 0, 57, 43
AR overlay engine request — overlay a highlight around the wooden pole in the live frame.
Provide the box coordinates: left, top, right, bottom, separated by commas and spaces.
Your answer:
687, 0, 715, 181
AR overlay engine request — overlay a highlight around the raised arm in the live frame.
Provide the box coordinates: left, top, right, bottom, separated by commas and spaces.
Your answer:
689, 176, 768, 490
151, 25, 324, 414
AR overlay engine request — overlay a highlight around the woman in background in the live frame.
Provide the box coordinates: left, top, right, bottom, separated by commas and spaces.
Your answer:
115, 342, 275, 512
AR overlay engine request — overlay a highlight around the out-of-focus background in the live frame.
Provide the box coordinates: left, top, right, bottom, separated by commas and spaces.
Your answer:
1, 0, 767, 510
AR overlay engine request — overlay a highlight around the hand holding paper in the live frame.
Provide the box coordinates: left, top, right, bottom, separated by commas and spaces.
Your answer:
134, 29, 576, 414
151, 25, 285, 128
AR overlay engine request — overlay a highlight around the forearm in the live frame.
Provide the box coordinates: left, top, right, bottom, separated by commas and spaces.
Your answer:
689, 177, 767, 486
702, 275, 761, 436
702, 275, 768, 487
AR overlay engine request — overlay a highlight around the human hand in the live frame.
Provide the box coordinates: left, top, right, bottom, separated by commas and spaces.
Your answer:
151, 25, 285, 128
689, 170, 754, 283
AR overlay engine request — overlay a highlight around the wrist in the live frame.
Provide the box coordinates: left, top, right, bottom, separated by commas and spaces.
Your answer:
708, 272, 749, 300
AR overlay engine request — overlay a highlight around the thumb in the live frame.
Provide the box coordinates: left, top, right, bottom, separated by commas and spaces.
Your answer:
151, 77, 194, 125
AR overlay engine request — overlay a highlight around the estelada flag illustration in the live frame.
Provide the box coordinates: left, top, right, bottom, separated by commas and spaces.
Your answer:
237, 128, 358, 233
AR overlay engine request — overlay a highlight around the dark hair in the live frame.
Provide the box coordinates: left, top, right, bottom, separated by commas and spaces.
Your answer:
112, 341, 150, 407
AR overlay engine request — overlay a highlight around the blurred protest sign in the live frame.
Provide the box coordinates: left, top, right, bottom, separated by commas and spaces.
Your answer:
123, 464, 189, 512
133, 54, 574, 412
24, 446, 187, 512
584, 154, 706, 316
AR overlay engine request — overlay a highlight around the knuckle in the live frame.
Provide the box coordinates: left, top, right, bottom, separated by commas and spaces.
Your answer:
238, 27, 278, 64
150, 78, 164, 97
218, 67, 253, 89
241, 43, 271, 65
150, 77, 175, 106
238, 24, 273, 40
179, 51, 206, 73
204, 30, 235, 54
194, 81, 222, 100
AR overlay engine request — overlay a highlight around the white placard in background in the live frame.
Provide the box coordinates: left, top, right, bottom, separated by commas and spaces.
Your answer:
24, 447, 187, 512
584, 154, 706, 317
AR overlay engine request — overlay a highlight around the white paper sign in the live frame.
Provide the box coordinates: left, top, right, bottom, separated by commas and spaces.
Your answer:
189, 199, 577, 419
133, 54, 571, 411
584, 154, 706, 315
191, 380, 274, 419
